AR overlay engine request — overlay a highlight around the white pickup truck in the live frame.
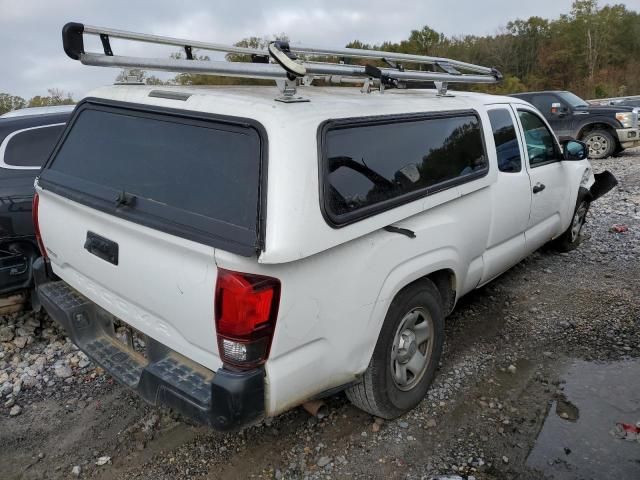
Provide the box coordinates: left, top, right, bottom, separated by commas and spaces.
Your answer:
32, 22, 617, 431
33, 84, 617, 430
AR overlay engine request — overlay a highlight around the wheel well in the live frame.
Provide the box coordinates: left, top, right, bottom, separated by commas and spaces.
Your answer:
578, 123, 618, 144
400, 269, 456, 317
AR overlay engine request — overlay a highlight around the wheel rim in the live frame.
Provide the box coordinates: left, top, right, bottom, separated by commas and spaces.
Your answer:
390, 307, 434, 391
586, 135, 609, 157
570, 201, 588, 242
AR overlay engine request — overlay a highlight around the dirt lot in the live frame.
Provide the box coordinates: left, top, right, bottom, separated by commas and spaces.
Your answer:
1, 151, 639, 480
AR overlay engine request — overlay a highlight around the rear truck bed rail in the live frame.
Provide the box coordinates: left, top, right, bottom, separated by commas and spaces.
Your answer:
34, 258, 265, 430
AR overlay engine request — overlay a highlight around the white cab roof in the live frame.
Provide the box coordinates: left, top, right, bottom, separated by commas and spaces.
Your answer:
86, 85, 527, 126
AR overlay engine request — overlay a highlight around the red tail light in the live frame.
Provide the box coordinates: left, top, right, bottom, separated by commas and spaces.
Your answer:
215, 268, 281, 369
32, 192, 47, 259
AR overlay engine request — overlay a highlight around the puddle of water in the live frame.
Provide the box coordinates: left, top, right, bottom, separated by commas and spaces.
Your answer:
527, 359, 640, 479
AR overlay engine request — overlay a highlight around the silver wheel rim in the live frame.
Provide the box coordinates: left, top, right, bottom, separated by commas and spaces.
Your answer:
570, 202, 588, 242
586, 135, 609, 157
390, 307, 434, 391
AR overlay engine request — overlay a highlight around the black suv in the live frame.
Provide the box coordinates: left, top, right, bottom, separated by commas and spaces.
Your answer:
511, 91, 640, 159
0, 109, 71, 296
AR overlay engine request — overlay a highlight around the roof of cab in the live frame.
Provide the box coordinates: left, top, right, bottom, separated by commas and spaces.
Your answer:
85, 85, 525, 127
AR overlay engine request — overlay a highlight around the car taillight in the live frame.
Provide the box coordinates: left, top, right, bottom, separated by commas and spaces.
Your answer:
32, 192, 47, 259
215, 268, 281, 369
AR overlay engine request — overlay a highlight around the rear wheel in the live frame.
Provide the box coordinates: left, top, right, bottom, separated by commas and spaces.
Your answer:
346, 279, 444, 419
582, 129, 615, 159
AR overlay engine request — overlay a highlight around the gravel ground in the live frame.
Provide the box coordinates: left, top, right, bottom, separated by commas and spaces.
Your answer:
1, 151, 639, 480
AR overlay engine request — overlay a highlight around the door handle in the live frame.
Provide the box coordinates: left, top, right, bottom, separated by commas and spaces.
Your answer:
532, 183, 546, 194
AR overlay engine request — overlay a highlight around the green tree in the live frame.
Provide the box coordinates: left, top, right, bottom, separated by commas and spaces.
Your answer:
173, 35, 287, 86
27, 88, 75, 108
0, 93, 26, 115
344, 0, 639, 98
405, 26, 448, 56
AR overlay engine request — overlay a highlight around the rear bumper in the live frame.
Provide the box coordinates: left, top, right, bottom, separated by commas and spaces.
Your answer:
34, 258, 265, 431
616, 127, 640, 149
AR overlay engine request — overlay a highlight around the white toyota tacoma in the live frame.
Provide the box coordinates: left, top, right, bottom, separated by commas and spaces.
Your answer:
35, 20, 622, 429
33, 83, 617, 429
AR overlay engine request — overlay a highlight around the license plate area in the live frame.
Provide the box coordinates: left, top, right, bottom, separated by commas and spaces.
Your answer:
113, 319, 148, 359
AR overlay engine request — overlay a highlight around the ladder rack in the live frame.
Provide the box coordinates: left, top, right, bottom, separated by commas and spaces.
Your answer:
62, 22, 502, 99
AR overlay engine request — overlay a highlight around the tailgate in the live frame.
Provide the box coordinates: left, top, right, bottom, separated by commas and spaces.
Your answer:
35, 99, 267, 372
37, 189, 222, 370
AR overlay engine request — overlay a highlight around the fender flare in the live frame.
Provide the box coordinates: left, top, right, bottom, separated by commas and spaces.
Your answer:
575, 118, 620, 139
354, 249, 462, 373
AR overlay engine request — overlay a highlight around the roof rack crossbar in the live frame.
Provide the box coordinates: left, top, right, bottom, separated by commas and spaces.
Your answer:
62, 22, 502, 93
81, 53, 499, 85
81, 53, 288, 80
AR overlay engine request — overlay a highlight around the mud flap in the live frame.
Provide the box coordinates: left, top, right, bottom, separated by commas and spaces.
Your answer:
589, 170, 618, 202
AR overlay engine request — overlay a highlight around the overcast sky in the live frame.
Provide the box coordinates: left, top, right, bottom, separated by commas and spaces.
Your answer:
1, 0, 638, 99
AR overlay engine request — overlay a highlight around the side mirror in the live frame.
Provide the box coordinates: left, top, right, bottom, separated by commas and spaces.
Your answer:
551, 102, 567, 116
561, 139, 588, 161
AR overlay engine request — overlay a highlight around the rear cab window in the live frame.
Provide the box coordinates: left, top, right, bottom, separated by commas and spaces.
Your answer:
321, 112, 487, 226
38, 99, 267, 256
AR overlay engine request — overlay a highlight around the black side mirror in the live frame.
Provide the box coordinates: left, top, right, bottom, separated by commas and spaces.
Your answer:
561, 139, 588, 160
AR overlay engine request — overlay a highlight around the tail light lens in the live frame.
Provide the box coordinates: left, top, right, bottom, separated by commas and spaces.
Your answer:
32, 192, 47, 259
215, 268, 281, 369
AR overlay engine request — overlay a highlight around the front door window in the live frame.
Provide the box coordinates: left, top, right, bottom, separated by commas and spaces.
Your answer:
518, 110, 562, 167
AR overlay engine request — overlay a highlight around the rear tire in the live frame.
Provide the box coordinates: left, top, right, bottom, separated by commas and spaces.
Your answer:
582, 129, 615, 159
346, 279, 444, 419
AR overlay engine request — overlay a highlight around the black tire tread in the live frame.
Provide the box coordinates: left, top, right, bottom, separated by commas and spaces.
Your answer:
551, 188, 591, 252
346, 279, 443, 418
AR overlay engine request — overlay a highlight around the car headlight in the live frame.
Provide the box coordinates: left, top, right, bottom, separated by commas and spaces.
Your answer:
615, 112, 634, 128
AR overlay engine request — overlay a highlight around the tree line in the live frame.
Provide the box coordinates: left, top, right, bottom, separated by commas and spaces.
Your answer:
167, 0, 639, 99
343, 0, 639, 98
0, 89, 74, 116
1, 0, 637, 116
162, 0, 640, 99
